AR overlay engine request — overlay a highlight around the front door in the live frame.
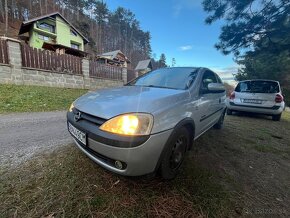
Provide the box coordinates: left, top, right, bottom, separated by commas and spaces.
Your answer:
195, 70, 219, 136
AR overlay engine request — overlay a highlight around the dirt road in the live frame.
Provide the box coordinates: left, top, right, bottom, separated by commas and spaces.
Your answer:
0, 111, 72, 167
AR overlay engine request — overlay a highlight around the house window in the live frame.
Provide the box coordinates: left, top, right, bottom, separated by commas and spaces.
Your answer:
38, 23, 55, 33
70, 29, 78, 37
38, 34, 50, 41
71, 42, 80, 50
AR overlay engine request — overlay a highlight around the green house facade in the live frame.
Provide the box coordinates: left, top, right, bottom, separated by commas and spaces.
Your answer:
19, 12, 89, 55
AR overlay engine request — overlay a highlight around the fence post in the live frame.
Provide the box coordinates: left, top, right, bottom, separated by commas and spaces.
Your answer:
82, 58, 91, 89
7, 39, 23, 85
122, 67, 127, 84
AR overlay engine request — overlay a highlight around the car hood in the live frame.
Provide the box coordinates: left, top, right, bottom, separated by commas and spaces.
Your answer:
74, 86, 187, 119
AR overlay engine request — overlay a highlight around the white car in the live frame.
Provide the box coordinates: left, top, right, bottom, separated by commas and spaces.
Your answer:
226, 80, 285, 121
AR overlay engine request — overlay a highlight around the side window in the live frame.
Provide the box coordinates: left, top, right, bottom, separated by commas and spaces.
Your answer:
215, 74, 223, 83
200, 71, 217, 92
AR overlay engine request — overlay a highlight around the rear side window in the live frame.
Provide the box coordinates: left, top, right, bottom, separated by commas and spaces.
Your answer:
235, 81, 280, 93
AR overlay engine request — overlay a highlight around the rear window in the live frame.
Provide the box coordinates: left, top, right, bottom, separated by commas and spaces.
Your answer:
235, 81, 280, 93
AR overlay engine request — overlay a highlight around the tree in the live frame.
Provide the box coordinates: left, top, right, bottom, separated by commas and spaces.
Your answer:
171, 58, 176, 67
94, 0, 109, 53
159, 53, 167, 68
235, 49, 290, 86
5, 0, 8, 36
202, 0, 290, 55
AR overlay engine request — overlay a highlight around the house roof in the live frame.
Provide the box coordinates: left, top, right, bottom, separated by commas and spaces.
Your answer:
101, 50, 122, 58
18, 12, 89, 43
135, 59, 153, 70
99, 50, 131, 63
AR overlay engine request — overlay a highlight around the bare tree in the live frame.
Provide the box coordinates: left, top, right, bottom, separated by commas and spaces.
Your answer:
5, 0, 8, 36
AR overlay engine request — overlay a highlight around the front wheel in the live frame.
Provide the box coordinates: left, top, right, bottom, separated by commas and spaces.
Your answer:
272, 114, 281, 121
214, 110, 225, 129
160, 127, 189, 180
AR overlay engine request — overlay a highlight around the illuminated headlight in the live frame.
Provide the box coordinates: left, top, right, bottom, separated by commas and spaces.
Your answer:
69, 103, 75, 112
99, 113, 153, 136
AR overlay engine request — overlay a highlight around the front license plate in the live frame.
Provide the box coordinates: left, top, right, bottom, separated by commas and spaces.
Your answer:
68, 122, 86, 145
243, 99, 262, 104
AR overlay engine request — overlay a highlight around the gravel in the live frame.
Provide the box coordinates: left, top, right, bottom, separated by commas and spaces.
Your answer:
0, 111, 73, 168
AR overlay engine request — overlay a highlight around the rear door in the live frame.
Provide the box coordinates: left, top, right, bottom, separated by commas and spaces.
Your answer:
235, 81, 280, 108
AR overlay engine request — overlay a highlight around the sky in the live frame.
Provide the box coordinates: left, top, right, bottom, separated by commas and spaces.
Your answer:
105, 0, 238, 84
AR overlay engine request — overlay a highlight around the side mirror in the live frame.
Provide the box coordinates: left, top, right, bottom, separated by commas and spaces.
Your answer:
208, 83, 225, 93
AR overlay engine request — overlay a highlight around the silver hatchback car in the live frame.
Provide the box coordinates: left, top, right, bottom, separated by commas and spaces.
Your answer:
67, 67, 226, 179
226, 80, 285, 121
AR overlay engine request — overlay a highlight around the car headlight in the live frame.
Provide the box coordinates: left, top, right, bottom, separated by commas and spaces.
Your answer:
99, 113, 153, 136
69, 103, 74, 112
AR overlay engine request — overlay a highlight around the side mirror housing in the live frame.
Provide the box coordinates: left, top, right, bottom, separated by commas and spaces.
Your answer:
207, 83, 225, 93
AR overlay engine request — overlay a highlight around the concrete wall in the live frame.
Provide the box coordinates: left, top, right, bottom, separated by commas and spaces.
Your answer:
0, 38, 125, 90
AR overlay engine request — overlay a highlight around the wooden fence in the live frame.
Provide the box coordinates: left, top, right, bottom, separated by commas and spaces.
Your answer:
21, 44, 82, 75
89, 61, 123, 80
0, 40, 9, 65
127, 69, 137, 82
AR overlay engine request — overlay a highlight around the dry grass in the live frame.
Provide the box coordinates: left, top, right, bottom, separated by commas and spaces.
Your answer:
0, 145, 229, 218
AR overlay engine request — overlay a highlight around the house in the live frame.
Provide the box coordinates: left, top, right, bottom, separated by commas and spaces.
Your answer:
135, 59, 153, 75
18, 12, 89, 57
96, 50, 131, 68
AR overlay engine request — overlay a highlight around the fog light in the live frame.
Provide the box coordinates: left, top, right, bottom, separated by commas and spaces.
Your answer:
115, 160, 123, 169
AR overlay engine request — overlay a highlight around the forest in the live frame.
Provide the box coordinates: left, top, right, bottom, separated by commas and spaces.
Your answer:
0, 0, 169, 69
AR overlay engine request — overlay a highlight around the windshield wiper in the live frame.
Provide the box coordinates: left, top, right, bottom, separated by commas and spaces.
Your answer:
144, 85, 180, 90
145, 85, 167, 88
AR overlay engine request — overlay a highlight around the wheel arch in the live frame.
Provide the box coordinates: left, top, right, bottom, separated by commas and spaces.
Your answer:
174, 118, 195, 150
154, 117, 196, 173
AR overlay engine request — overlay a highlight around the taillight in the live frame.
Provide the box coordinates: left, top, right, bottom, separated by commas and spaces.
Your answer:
275, 94, 283, 103
230, 92, 235, 100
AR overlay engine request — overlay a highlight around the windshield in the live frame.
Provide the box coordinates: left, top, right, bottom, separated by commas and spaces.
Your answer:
127, 68, 199, 90
235, 81, 280, 93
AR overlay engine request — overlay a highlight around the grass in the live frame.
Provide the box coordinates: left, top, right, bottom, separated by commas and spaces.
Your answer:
0, 84, 88, 113
0, 145, 230, 218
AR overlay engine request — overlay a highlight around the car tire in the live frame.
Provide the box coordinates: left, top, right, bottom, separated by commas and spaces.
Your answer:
226, 108, 233, 115
214, 110, 225, 129
272, 114, 281, 121
160, 127, 189, 180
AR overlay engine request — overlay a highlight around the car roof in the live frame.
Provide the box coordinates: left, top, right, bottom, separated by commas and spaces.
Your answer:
163, 67, 210, 72
239, 79, 279, 83
164, 67, 201, 69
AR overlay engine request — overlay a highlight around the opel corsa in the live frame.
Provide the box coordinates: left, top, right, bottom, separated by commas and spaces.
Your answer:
67, 67, 226, 179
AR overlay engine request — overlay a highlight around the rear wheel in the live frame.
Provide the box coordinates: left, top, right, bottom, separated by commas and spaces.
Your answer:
160, 127, 189, 180
226, 108, 233, 115
272, 114, 281, 121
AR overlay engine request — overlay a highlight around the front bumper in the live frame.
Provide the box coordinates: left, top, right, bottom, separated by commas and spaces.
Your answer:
227, 101, 284, 115
67, 111, 173, 176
